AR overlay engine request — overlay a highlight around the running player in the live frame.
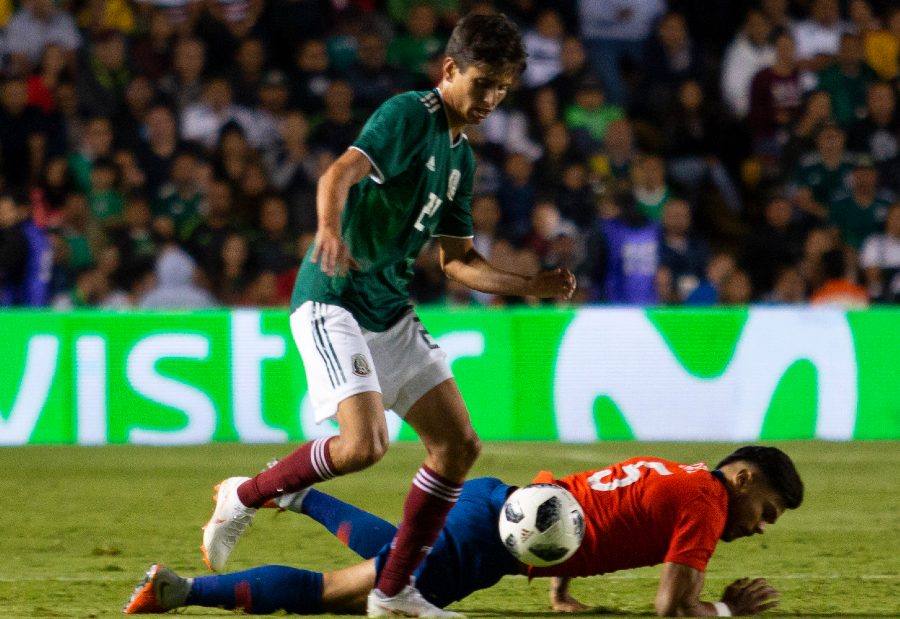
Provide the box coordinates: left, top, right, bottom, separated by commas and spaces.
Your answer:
199, 12, 575, 619
128, 446, 802, 617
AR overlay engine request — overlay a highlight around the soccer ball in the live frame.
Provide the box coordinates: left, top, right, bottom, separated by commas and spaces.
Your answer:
498, 484, 585, 567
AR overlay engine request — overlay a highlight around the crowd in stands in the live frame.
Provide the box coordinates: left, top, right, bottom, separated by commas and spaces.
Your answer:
1, 0, 900, 310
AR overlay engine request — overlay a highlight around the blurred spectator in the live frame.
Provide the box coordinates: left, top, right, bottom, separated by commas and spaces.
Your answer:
6, 0, 82, 77
638, 12, 704, 124
263, 110, 318, 232
721, 9, 776, 120
495, 151, 537, 241
847, 81, 899, 177
158, 36, 206, 111
347, 32, 408, 115
480, 99, 542, 163
250, 194, 297, 274
140, 240, 218, 309
76, 0, 135, 35
521, 198, 578, 264
228, 36, 267, 107
762, 265, 808, 303
59, 191, 103, 270
252, 70, 292, 152
863, 7, 900, 81
860, 202, 900, 302
387, 3, 443, 78
31, 157, 74, 228
101, 256, 156, 309
0, 77, 49, 187
791, 0, 848, 75
683, 251, 737, 305
792, 122, 853, 221
186, 178, 237, 278
547, 37, 592, 110
309, 80, 362, 157
136, 0, 202, 35
51, 265, 109, 309
798, 226, 840, 291
718, 267, 754, 304
153, 150, 204, 239
136, 104, 186, 199
214, 231, 254, 305
576, 0, 666, 106
827, 156, 892, 249
564, 74, 625, 154
129, 8, 176, 80
582, 193, 660, 304
180, 76, 258, 150
847, 0, 880, 35
107, 193, 157, 274
76, 29, 131, 117
197, 0, 264, 74
86, 157, 124, 225
593, 118, 637, 191
742, 195, 807, 295
631, 154, 671, 221
814, 32, 877, 127
748, 31, 803, 161
759, 0, 793, 32
809, 247, 868, 307
664, 79, 742, 212
779, 89, 833, 176
68, 116, 114, 193
0, 193, 51, 306
521, 9, 565, 89
656, 197, 710, 304
115, 76, 158, 150
26, 44, 72, 114
289, 38, 331, 115
556, 161, 596, 228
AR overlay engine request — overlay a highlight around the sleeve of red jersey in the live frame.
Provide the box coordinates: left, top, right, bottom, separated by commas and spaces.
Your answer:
664, 493, 727, 572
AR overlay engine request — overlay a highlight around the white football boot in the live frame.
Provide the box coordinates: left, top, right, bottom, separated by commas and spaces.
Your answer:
367, 585, 465, 618
201, 476, 257, 571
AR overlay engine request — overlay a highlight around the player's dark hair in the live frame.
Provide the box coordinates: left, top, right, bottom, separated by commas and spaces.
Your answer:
717, 446, 804, 509
445, 13, 527, 74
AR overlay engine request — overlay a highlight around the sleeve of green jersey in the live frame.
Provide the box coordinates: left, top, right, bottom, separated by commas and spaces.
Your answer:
351, 94, 430, 184
434, 149, 475, 238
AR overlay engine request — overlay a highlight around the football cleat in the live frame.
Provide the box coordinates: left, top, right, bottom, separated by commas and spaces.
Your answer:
201, 476, 257, 571
367, 585, 465, 618
122, 563, 190, 614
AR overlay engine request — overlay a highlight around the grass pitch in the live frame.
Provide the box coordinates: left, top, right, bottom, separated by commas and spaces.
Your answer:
0, 441, 898, 618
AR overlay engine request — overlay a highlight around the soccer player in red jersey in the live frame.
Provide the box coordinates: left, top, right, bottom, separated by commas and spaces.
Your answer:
126, 446, 802, 617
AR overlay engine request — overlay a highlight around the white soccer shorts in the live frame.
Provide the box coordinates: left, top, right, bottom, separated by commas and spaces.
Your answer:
291, 301, 453, 423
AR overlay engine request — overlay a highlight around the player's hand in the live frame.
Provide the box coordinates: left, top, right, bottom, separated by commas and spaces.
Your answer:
311, 227, 358, 276
526, 268, 576, 300
549, 577, 590, 613
550, 592, 590, 613
720, 577, 780, 615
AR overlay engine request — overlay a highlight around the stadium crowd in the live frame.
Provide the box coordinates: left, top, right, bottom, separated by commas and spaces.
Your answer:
1, 0, 899, 310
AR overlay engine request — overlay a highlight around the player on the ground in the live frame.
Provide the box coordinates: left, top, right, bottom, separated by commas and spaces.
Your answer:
199, 12, 575, 618
129, 446, 802, 617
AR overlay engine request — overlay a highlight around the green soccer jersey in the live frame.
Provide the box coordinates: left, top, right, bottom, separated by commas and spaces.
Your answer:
291, 89, 476, 331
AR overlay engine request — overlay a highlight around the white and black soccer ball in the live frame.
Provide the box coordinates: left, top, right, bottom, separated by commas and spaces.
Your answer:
498, 484, 585, 567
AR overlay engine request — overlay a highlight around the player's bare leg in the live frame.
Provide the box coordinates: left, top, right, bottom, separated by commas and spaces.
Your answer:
202, 392, 388, 571
368, 378, 477, 617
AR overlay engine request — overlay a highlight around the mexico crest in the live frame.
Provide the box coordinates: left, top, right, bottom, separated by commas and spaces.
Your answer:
351, 353, 371, 377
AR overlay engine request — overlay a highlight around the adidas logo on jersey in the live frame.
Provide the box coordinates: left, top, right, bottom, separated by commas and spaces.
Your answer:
420, 92, 440, 113
426, 156, 436, 171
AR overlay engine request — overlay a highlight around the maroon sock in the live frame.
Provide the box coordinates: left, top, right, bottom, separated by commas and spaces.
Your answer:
376, 465, 462, 597
236, 437, 337, 508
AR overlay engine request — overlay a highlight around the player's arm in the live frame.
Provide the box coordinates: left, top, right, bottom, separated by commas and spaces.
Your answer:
438, 236, 576, 300
656, 562, 780, 616
311, 148, 371, 276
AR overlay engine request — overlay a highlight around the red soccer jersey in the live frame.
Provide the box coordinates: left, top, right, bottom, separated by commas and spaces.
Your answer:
530, 457, 728, 578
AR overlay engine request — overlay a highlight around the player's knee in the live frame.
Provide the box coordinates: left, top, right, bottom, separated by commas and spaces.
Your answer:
333, 432, 389, 472
433, 433, 481, 475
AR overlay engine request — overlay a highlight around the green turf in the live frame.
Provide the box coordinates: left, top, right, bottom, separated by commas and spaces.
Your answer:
0, 441, 897, 618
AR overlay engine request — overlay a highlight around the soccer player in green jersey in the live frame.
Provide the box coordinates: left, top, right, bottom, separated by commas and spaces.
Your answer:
201, 13, 576, 618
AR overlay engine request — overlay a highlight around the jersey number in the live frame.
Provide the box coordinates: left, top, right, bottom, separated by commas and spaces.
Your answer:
414, 192, 442, 231
587, 461, 672, 491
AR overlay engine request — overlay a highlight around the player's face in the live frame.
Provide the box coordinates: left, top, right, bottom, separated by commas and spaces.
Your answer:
442, 59, 515, 126
722, 476, 786, 542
